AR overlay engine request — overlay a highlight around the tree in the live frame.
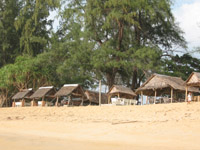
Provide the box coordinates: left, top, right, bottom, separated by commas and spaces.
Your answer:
61, 0, 185, 89
14, 0, 60, 56
160, 53, 200, 80
0, 0, 22, 66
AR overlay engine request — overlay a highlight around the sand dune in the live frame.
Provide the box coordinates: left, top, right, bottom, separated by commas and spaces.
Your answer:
0, 103, 200, 150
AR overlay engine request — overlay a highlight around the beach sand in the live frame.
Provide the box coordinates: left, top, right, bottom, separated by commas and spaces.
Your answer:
0, 103, 200, 150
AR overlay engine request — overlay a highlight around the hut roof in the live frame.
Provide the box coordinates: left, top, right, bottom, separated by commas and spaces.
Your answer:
136, 74, 199, 95
186, 72, 200, 87
108, 85, 137, 97
85, 90, 108, 104
12, 88, 33, 100
55, 84, 86, 98
30, 86, 54, 98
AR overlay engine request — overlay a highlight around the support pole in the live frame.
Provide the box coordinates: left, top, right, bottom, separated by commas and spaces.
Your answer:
81, 96, 84, 106
42, 96, 45, 107
31, 99, 35, 107
171, 88, 173, 103
118, 93, 120, 98
108, 95, 111, 104
55, 96, 59, 106
141, 91, 143, 105
185, 86, 188, 102
154, 90, 157, 104
68, 96, 71, 107
146, 96, 148, 105
99, 80, 101, 106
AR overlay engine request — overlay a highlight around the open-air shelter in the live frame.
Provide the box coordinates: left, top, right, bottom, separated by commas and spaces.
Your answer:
185, 72, 200, 102
85, 90, 108, 105
30, 86, 56, 106
107, 85, 137, 104
136, 74, 199, 104
54, 84, 87, 106
12, 88, 33, 107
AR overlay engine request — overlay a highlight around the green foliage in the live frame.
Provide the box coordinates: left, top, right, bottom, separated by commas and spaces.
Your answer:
0, 0, 22, 66
61, 0, 185, 88
14, 0, 60, 56
159, 53, 200, 80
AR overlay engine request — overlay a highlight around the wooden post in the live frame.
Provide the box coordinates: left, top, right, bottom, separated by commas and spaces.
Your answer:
108, 95, 111, 104
68, 96, 71, 106
154, 90, 157, 104
171, 88, 173, 103
42, 96, 45, 107
99, 80, 101, 106
12, 99, 16, 107
31, 99, 34, 106
21, 99, 25, 107
146, 96, 148, 105
55, 96, 59, 106
198, 96, 200, 102
185, 86, 188, 102
141, 91, 143, 105
81, 96, 84, 106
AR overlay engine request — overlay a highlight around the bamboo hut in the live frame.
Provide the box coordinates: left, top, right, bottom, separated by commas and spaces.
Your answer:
30, 86, 56, 106
54, 84, 87, 106
12, 88, 33, 107
107, 85, 137, 104
136, 74, 199, 104
85, 90, 108, 105
185, 72, 200, 102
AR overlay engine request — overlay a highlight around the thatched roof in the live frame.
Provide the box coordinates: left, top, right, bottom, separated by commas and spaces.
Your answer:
136, 74, 199, 96
108, 85, 137, 97
186, 72, 200, 87
12, 88, 33, 100
30, 86, 55, 99
85, 90, 108, 104
55, 84, 86, 98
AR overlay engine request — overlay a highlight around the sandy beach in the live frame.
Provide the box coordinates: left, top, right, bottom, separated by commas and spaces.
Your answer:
0, 103, 200, 150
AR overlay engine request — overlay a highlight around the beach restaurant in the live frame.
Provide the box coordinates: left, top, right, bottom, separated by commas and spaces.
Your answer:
136, 74, 199, 104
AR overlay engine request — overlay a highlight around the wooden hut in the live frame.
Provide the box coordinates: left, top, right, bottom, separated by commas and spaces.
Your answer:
107, 85, 137, 104
30, 86, 56, 106
185, 72, 200, 102
85, 90, 108, 105
54, 84, 87, 106
12, 88, 33, 107
136, 74, 199, 104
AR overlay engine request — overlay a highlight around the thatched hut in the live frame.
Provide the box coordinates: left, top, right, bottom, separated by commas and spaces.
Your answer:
107, 85, 137, 103
12, 88, 33, 107
30, 86, 56, 106
186, 72, 200, 87
54, 84, 87, 106
185, 72, 200, 101
136, 74, 199, 104
85, 90, 108, 105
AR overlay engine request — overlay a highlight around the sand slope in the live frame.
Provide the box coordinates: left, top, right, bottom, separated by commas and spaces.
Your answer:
0, 103, 200, 150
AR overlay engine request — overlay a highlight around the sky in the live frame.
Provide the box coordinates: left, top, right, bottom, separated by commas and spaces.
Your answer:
50, 0, 200, 55
172, 0, 200, 53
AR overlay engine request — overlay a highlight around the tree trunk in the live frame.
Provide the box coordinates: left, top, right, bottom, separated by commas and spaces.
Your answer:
131, 67, 138, 90
106, 69, 117, 90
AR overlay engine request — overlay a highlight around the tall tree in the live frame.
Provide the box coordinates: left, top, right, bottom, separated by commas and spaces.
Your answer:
160, 53, 200, 80
0, 0, 22, 66
61, 0, 185, 89
14, 0, 60, 56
